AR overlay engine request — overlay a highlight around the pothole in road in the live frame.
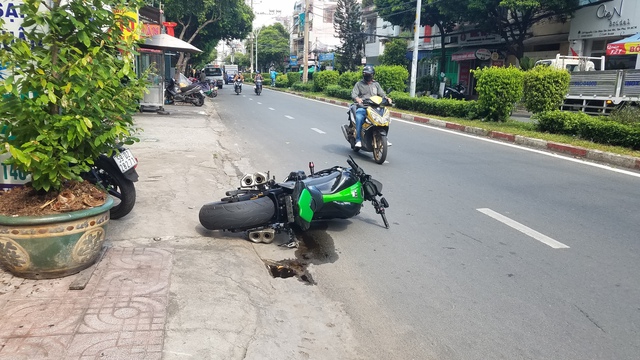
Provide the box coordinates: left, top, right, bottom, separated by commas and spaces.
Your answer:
262, 221, 339, 284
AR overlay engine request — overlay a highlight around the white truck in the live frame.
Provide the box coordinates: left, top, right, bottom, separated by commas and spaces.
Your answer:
536, 54, 640, 114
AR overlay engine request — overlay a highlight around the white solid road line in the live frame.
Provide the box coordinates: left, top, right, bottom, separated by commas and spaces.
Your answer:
477, 208, 570, 249
311, 128, 326, 134
285, 115, 294, 119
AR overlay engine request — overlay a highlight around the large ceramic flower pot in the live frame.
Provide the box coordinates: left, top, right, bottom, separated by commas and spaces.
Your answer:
0, 197, 113, 279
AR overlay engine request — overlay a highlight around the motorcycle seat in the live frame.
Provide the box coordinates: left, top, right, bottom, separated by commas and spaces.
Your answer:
180, 84, 198, 92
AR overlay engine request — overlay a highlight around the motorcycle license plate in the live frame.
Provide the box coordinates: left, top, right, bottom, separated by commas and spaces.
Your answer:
113, 149, 137, 173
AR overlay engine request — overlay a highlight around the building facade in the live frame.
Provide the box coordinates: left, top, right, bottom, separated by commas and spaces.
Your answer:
290, 0, 340, 71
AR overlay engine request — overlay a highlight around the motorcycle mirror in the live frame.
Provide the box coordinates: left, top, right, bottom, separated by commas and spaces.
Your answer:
309, 162, 315, 175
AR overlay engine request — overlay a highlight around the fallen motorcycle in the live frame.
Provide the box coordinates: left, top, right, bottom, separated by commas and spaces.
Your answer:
199, 156, 389, 245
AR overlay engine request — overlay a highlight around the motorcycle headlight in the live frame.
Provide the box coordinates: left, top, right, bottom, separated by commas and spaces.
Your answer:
368, 108, 390, 126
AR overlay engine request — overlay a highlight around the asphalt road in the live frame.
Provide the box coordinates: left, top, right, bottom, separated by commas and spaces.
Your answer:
213, 86, 640, 360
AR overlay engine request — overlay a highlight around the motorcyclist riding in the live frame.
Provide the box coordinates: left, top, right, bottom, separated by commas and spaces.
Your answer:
233, 73, 244, 82
351, 65, 392, 148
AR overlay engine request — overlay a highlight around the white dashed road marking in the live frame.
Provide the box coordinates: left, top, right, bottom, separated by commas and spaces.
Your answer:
269, 107, 275, 110
257, 102, 262, 105
311, 128, 326, 134
477, 208, 569, 249
285, 115, 294, 119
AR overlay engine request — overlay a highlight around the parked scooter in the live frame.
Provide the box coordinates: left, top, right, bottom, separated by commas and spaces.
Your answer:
165, 78, 206, 106
254, 79, 263, 95
342, 96, 392, 164
82, 146, 138, 219
197, 80, 218, 98
234, 79, 243, 95
443, 83, 466, 100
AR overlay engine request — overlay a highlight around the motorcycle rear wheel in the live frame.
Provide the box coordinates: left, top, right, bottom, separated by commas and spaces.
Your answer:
199, 196, 275, 230
372, 131, 388, 164
91, 158, 136, 219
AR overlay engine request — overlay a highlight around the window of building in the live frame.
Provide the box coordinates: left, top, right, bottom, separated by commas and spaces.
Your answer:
324, 6, 336, 23
366, 18, 376, 43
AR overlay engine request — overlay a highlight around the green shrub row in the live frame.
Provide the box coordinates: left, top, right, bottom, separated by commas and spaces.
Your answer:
390, 91, 480, 119
292, 81, 315, 92
536, 110, 640, 149
338, 71, 361, 89
375, 65, 409, 92
325, 85, 352, 100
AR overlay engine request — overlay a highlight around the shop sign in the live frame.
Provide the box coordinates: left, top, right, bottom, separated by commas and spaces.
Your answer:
475, 49, 492, 61
569, 0, 639, 39
452, 51, 476, 61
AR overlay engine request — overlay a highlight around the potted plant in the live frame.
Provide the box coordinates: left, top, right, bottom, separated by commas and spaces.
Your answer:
0, 0, 148, 279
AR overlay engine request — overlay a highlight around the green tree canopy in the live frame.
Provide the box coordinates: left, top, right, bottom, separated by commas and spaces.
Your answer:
374, 0, 456, 79
163, 0, 254, 75
256, 23, 290, 72
379, 38, 408, 67
334, 0, 364, 72
439, 0, 577, 60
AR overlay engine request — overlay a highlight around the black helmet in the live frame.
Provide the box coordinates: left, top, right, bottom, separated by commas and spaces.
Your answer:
363, 65, 375, 81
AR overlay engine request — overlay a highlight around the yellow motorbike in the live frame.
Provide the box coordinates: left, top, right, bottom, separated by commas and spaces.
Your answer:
341, 95, 392, 164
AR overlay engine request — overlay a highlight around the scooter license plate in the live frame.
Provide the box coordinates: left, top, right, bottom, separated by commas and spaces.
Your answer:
113, 149, 137, 173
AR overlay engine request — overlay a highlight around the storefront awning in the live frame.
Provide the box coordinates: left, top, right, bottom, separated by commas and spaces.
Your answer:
606, 33, 640, 56
451, 50, 477, 61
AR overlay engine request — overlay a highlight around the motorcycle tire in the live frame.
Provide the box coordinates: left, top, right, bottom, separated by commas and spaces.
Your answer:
199, 196, 275, 231
92, 158, 136, 219
372, 131, 388, 164
193, 94, 205, 107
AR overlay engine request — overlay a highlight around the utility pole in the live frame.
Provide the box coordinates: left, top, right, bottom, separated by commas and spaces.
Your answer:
250, 0, 254, 72
302, 0, 310, 83
409, 0, 422, 97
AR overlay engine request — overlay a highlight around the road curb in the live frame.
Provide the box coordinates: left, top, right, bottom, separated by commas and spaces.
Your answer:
274, 88, 640, 171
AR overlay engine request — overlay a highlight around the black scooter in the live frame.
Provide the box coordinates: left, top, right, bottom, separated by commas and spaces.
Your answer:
165, 78, 206, 106
254, 79, 263, 95
443, 83, 466, 100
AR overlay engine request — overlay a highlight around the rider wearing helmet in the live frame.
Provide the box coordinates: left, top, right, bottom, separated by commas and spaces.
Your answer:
351, 65, 392, 148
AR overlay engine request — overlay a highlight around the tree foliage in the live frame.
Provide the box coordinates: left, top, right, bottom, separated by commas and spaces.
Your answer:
439, 0, 577, 60
379, 38, 408, 67
256, 23, 290, 72
374, 0, 456, 77
163, 0, 254, 75
0, 0, 149, 191
334, 0, 364, 72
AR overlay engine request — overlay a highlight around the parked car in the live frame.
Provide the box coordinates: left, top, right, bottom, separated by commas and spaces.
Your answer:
203, 66, 224, 88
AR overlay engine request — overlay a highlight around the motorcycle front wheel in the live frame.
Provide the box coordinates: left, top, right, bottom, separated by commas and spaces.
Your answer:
91, 158, 136, 219
199, 196, 275, 231
193, 94, 205, 107
372, 131, 388, 164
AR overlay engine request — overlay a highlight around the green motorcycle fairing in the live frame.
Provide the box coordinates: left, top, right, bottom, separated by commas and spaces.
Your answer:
296, 181, 364, 224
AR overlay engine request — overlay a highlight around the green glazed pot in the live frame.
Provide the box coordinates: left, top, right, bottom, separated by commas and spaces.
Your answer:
0, 197, 113, 279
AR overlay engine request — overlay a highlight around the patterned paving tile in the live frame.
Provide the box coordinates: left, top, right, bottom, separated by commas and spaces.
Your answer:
0, 335, 73, 360
0, 298, 91, 338
0, 247, 173, 360
78, 296, 167, 333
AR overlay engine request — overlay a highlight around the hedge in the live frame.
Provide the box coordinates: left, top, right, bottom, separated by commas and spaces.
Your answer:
275, 74, 288, 88
313, 70, 339, 91
536, 110, 640, 149
472, 66, 524, 122
523, 66, 570, 114
375, 65, 409, 92
390, 91, 480, 119
325, 85, 352, 101
292, 81, 315, 92
338, 71, 361, 89
287, 72, 301, 87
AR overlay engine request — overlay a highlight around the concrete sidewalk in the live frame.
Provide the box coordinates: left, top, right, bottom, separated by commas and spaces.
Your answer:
0, 102, 360, 360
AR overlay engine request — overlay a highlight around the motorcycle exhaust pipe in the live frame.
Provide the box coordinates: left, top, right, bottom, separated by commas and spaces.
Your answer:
241, 174, 255, 187
253, 172, 268, 186
247, 229, 276, 244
